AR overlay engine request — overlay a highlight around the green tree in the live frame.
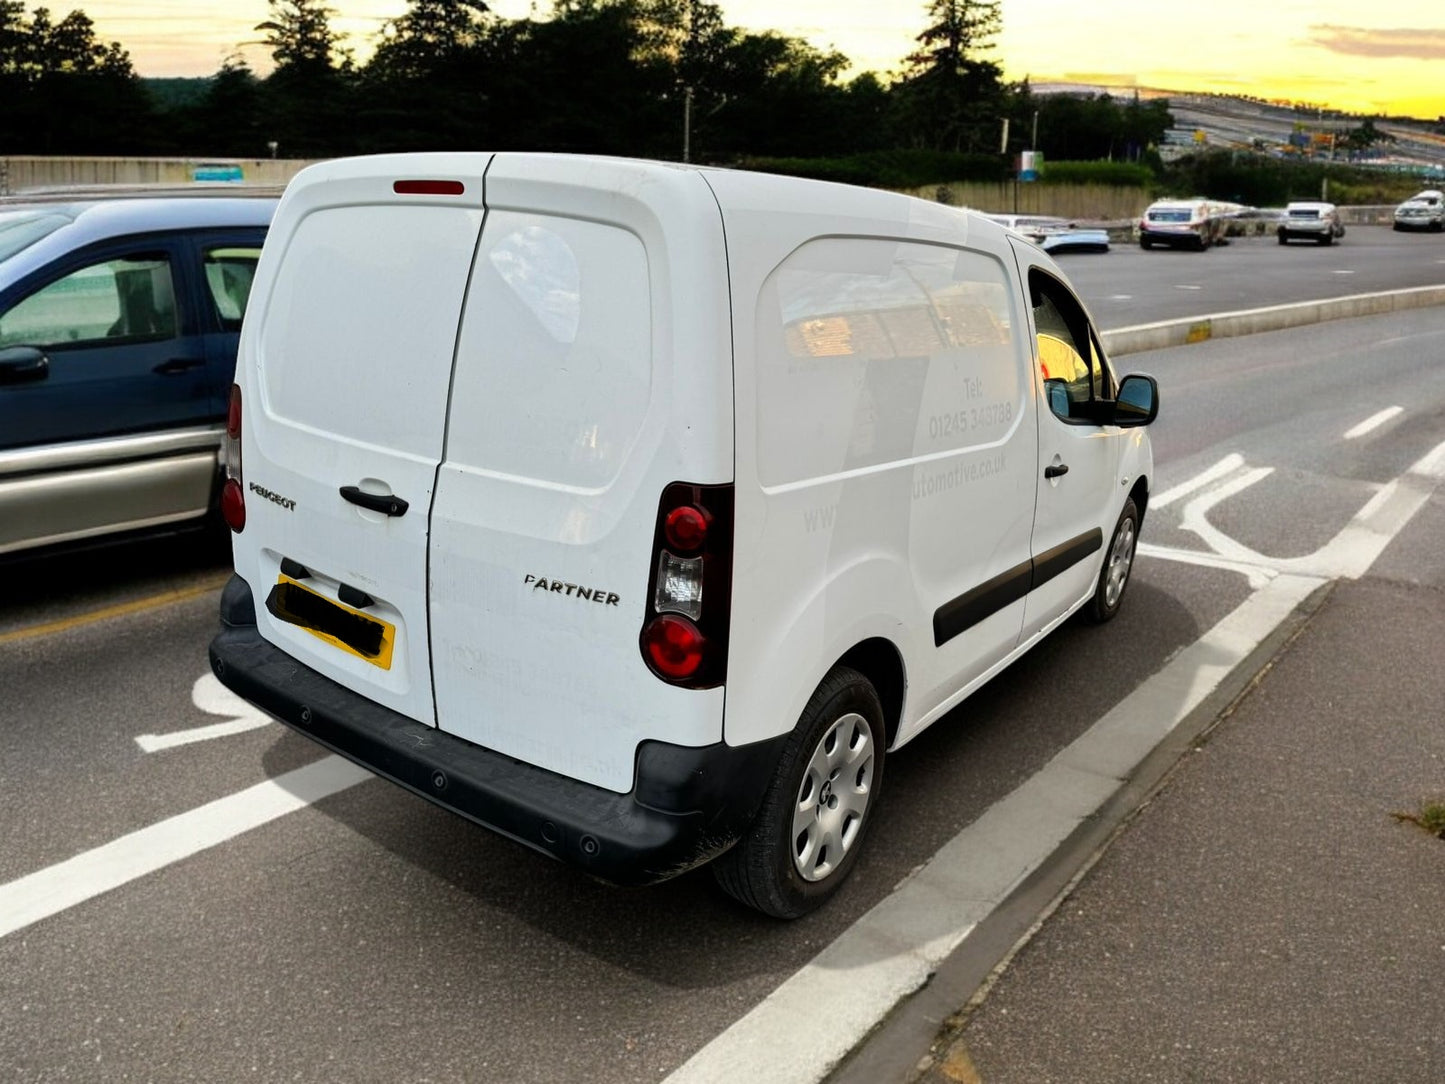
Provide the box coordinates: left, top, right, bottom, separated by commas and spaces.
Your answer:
893, 0, 1005, 154
0, 4, 154, 153
255, 0, 355, 157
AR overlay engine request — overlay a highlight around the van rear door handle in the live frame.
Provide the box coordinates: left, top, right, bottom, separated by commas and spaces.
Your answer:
340, 485, 409, 517
1044, 463, 1070, 479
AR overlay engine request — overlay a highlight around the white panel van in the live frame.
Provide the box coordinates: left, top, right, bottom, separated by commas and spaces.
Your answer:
210, 154, 1159, 917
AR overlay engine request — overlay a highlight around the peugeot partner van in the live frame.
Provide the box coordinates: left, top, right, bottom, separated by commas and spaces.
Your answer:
209, 154, 1158, 918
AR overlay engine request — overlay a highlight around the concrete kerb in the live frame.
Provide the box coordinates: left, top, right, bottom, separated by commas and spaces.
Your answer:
1101, 284, 1445, 357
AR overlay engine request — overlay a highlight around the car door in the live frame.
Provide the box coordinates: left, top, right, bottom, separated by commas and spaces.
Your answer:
0, 236, 209, 449
1009, 245, 1126, 641
0, 235, 221, 552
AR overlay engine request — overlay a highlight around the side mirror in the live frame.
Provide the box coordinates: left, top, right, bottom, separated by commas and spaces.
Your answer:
1114, 373, 1159, 427
0, 345, 50, 386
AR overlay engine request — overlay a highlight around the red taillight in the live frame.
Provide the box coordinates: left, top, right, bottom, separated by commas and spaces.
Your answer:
221, 478, 246, 532
393, 179, 465, 196
227, 384, 242, 439
223, 383, 244, 532
643, 615, 706, 679
664, 505, 708, 552
640, 482, 733, 688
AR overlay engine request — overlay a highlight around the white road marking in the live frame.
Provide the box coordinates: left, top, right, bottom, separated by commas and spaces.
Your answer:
134, 673, 275, 752
666, 440, 1445, 1084
1331, 269, 1356, 275
1344, 406, 1403, 440
1107, 294, 1133, 301
1173, 284, 1203, 290
0, 756, 370, 940
663, 574, 1324, 1084
1151, 453, 1245, 508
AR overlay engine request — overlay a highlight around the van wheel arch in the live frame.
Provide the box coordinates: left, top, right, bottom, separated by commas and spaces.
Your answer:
835, 637, 905, 749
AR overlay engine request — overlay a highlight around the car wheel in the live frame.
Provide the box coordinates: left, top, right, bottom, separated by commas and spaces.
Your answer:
1277, 230, 1288, 244
1432, 220, 1443, 233
1082, 498, 1139, 625
1139, 237, 1152, 250
1393, 222, 1404, 231
1318, 233, 1332, 245
712, 666, 885, 918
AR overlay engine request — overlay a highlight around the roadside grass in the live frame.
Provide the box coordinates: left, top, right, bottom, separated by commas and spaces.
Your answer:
1392, 801, 1445, 840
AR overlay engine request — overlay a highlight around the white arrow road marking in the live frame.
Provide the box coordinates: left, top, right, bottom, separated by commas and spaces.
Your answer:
1143, 440, 1445, 586
134, 673, 275, 752
1344, 406, 1403, 439
0, 756, 371, 940
663, 572, 1326, 1084
667, 439, 1445, 1084
1152, 453, 1245, 509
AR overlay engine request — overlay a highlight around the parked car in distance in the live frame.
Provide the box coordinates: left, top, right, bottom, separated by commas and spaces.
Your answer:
211, 153, 1158, 918
1136, 197, 1229, 250
983, 213, 1110, 254
1277, 201, 1345, 245
0, 194, 277, 557
1392, 190, 1444, 232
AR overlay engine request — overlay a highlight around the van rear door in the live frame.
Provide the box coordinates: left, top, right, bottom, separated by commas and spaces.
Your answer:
426, 155, 734, 794
235, 156, 490, 726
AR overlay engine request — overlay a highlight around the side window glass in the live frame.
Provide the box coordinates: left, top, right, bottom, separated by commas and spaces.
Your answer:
202, 247, 262, 330
0, 253, 176, 349
1030, 270, 1103, 423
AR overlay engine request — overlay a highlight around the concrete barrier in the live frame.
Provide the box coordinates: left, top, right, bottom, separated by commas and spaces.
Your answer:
1102, 284, 1445, 357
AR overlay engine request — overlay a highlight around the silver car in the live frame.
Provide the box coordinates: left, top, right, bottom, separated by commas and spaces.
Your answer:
1392, 190, 1444, 232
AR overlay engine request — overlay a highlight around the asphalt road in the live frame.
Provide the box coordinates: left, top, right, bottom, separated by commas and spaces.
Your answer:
1062, 221, 1445, 328
2, 285, 1444, 1080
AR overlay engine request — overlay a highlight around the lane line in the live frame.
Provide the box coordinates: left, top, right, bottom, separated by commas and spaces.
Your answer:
1150, 453, 1244, 508
662, 574, 1325, 1084
0, 574, 230, 646
0, 756, 370, 940
1344, 406, 1403, 439
666, 440, 1445, 1084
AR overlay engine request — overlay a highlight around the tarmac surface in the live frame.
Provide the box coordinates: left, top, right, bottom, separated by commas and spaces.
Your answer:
854, 504, 1445, 1082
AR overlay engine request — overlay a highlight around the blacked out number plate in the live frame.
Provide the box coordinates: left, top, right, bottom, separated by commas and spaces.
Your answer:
265, 576, 395, 668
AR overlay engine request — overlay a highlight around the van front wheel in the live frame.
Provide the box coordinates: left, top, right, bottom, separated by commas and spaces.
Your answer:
712, 667, 885, 918
1082, 498, 1139, 625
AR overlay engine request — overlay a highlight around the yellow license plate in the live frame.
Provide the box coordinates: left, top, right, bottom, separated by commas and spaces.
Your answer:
265, 575, 396, 670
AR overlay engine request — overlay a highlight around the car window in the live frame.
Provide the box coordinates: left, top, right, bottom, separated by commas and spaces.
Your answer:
202, 246, 262, 330
1030, 268, 1105, 423
0, 252, 176, 349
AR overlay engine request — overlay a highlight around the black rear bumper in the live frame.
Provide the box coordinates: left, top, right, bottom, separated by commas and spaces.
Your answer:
208, 574, 784, 886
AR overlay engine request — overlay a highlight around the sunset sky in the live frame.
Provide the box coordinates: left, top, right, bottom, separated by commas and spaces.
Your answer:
69, 1, 1445, 118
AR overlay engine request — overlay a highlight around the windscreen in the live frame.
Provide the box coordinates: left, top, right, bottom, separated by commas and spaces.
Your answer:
0, 210, 72, 265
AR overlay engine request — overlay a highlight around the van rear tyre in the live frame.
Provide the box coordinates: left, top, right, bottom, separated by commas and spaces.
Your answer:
1082, 498, 1139, 625
712, 666, 885, 919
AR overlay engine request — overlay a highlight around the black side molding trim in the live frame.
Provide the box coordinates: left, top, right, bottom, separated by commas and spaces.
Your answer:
1032, 529, 1103, 591
933, 528, 1104, 647
933, 559, 1032, 648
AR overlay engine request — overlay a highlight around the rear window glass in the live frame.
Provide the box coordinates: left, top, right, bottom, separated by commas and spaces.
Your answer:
259, 204, 483, 459
1289, 208, 1321, 219
445, 211, 651, 490
202, 246, 262, 330
1147, 209, 1192, 223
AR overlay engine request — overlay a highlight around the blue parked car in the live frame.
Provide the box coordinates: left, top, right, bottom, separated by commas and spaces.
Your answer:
0, 195, 276, 556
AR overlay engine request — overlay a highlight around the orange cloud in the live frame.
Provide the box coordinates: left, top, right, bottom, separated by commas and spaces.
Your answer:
1308, 25, 1445, 59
